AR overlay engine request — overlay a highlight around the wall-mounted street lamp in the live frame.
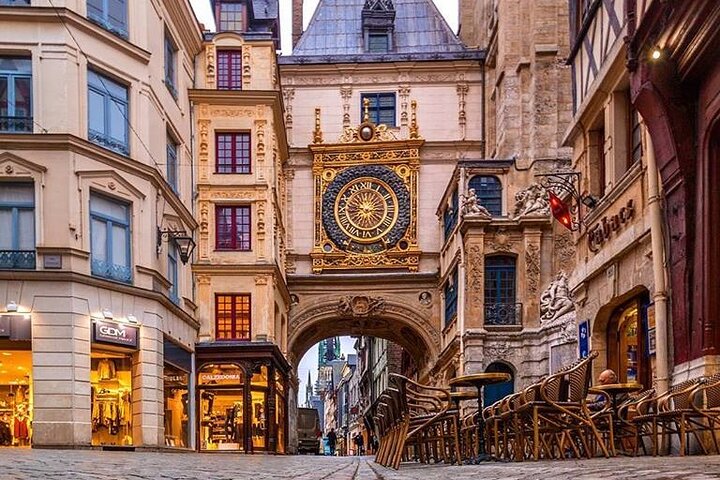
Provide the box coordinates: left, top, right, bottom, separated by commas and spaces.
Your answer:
157, 228, 196, 265
536, 171, 598, 231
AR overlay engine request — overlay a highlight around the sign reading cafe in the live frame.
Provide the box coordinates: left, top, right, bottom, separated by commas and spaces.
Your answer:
588, 199, 635, 252
93, 319, 139, 349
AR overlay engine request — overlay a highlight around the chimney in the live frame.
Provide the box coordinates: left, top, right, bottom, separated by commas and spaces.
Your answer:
292, 0, 303, 48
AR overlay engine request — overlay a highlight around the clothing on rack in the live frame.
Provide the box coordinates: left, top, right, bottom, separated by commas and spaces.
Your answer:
97, 359, 117, 380
13, 416, 28, 440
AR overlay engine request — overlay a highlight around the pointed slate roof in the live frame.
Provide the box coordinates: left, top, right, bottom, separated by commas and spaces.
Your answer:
279, 0, 482, 64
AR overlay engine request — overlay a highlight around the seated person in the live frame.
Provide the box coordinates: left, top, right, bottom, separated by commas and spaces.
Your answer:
588, 369, 618, 411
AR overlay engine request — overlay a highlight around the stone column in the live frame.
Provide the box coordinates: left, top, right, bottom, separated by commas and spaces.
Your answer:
132, 312, 164, 447
32, 294, 92, 446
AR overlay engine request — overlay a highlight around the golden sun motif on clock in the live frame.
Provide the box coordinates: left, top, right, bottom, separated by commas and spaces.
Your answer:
334, 177, 399, 243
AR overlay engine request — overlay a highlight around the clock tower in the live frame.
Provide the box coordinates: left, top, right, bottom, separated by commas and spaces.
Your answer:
310, 100, 423, 273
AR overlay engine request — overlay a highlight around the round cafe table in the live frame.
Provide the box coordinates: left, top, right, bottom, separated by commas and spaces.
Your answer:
449, 372, 511, 462
449, 390, 476, 411
591, 382, 643, 417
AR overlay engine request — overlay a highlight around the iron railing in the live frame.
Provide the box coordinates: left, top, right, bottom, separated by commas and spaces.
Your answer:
91, 258, 132, 283
0, 250, 36, 270
0, 116, 33, 133
484, 302, 523, 326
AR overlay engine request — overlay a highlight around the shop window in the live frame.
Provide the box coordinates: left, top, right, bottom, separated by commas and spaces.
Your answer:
166, 134, 178, 193
90, 193, 132, 283
469, 175, 502, 216
484, 256, 518, 326
163, 364, 188, 448
217, 50, 242, 90
443, 189, 458, 240
0, 182, 36, 269
198, 363, 245, 451
91, 352, 133, 446
275, 370, 286, 453
250, 364, 268, 450
217, 1, 245, 32
608, 299, 650, 388
0, 56, 32, 133
215, 205, 251, 251
216, 132, 251, 174
215, 294, 251, 340
0, 349, 32, 446
443, 268, 458, 327
164, 31, 177, 98
87, 0, 128, 39
87, 69, 129, 155
360, 93, 396, 126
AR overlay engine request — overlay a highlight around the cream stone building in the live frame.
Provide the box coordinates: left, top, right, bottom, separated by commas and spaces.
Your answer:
564, 0, 664, 390
280, 0, 483, 384
190, 0, 292, 454
0, 0, 201, 448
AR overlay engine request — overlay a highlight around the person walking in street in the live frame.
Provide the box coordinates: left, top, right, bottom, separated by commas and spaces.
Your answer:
353, 433, 364, 456
327, 428, 337, 456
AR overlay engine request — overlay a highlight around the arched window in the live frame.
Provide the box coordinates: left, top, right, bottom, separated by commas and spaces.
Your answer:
484, 256, 518, 325
483, 362, 514, 406
469, 175, 502, 216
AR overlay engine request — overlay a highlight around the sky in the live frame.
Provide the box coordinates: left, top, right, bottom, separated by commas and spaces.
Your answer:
189, 0, 459, 56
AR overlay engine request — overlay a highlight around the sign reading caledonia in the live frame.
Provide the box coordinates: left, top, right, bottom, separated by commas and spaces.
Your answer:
93, 320, 139, 349
588, 199, 635, 252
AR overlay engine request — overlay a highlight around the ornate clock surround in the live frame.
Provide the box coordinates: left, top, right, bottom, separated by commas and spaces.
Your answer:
310, 116, 423, 273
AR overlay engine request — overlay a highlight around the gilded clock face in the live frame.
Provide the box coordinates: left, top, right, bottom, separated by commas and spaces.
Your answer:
322, 165, 410, 254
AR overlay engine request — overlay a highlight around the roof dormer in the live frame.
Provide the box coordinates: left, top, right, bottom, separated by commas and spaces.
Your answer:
362, 0, 395, 53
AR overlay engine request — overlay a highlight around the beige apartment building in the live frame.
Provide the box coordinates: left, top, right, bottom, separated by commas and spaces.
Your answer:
190, 0, 291, 454
0, 0, 201, 448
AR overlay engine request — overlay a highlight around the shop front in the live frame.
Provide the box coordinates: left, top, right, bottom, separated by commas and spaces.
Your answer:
606, 295, 652, 388
90, 319, 139, 447
195, 342, 290, 453
0, 313, 32, 447
163, 338, 192, 449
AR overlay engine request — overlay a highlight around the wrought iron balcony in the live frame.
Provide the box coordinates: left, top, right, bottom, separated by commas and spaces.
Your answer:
484, 302, 523, 327
89, 129, 129, 156
0, 116, 33, 133
91, 259, 132, 283
0, 250, 36, 270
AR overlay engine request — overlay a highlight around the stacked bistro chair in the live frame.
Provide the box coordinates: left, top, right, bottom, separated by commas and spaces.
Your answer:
508, 351, 611, 461
373, 374, 462, 469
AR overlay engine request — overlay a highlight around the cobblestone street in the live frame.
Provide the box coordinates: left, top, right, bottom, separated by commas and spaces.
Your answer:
1, 450, 720, 480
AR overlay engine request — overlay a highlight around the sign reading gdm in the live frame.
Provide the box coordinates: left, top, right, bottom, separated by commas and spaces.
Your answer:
93, 320, 139, 349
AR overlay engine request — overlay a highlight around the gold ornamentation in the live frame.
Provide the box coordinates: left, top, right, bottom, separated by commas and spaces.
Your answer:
338, 124, 398, 143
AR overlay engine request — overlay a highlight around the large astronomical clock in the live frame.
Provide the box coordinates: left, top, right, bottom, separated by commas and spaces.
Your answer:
310, 115, 423, 273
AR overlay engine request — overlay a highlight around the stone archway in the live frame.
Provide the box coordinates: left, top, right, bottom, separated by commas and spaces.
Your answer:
287, 294, 440, 377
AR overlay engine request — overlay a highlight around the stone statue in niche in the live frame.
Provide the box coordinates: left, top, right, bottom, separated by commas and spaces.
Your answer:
540, 272, 575, 324
512, 183, 550, 219
460, 189, 492, 218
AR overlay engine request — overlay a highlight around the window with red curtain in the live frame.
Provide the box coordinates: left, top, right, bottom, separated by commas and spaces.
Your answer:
216, 132, 251, 174
215, 205, 251, 251
215, 294, 251, 340
217, 50, 242, 90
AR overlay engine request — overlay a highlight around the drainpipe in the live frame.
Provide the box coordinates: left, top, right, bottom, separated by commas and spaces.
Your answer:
644, 128, 670, 393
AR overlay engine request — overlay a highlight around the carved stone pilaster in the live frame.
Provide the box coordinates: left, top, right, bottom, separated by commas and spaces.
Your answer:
255, 118, 267, 181
205, 44, 216, 89
198, 119, 211, 181
457, 83, 469, 139
242, 45, 251, 89
525, 241, 541, 297
340, 86, 353, 127
399, 84, 411, 127
283, 88, 295, 129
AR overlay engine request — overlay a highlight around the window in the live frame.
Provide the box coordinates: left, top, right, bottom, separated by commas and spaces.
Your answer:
484, 256, 518, 326
443, 190, 458, 240
0, 57, 32, 133
88, 70, 129, 155
0, 0, 31, 5
166, 135, 178, 193
164, 32, 177, 97
218, 1, 245, 32
443, 268, 458, 327
0, 183, 35, 269
368, 32, 389, 53
217, 50, 242, 90
469, 176, 502, 216
90, 193, 131, 283
168, 241, 178, 304
216, 205, 251, 251
361, 93, 396, 126
215, 294, 251, 340
87, 0, 127, 39
216, 132, 251, 174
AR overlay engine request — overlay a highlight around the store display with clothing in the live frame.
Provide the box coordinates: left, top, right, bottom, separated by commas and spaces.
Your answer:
91, 356, 133, 446
199, 390, 244, 451
0, 383, 32, 447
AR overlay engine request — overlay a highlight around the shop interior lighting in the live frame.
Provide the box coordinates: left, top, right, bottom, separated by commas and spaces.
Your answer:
6, 301, 17, 312
102, 308, 113, 319
651, 48, 662, 60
